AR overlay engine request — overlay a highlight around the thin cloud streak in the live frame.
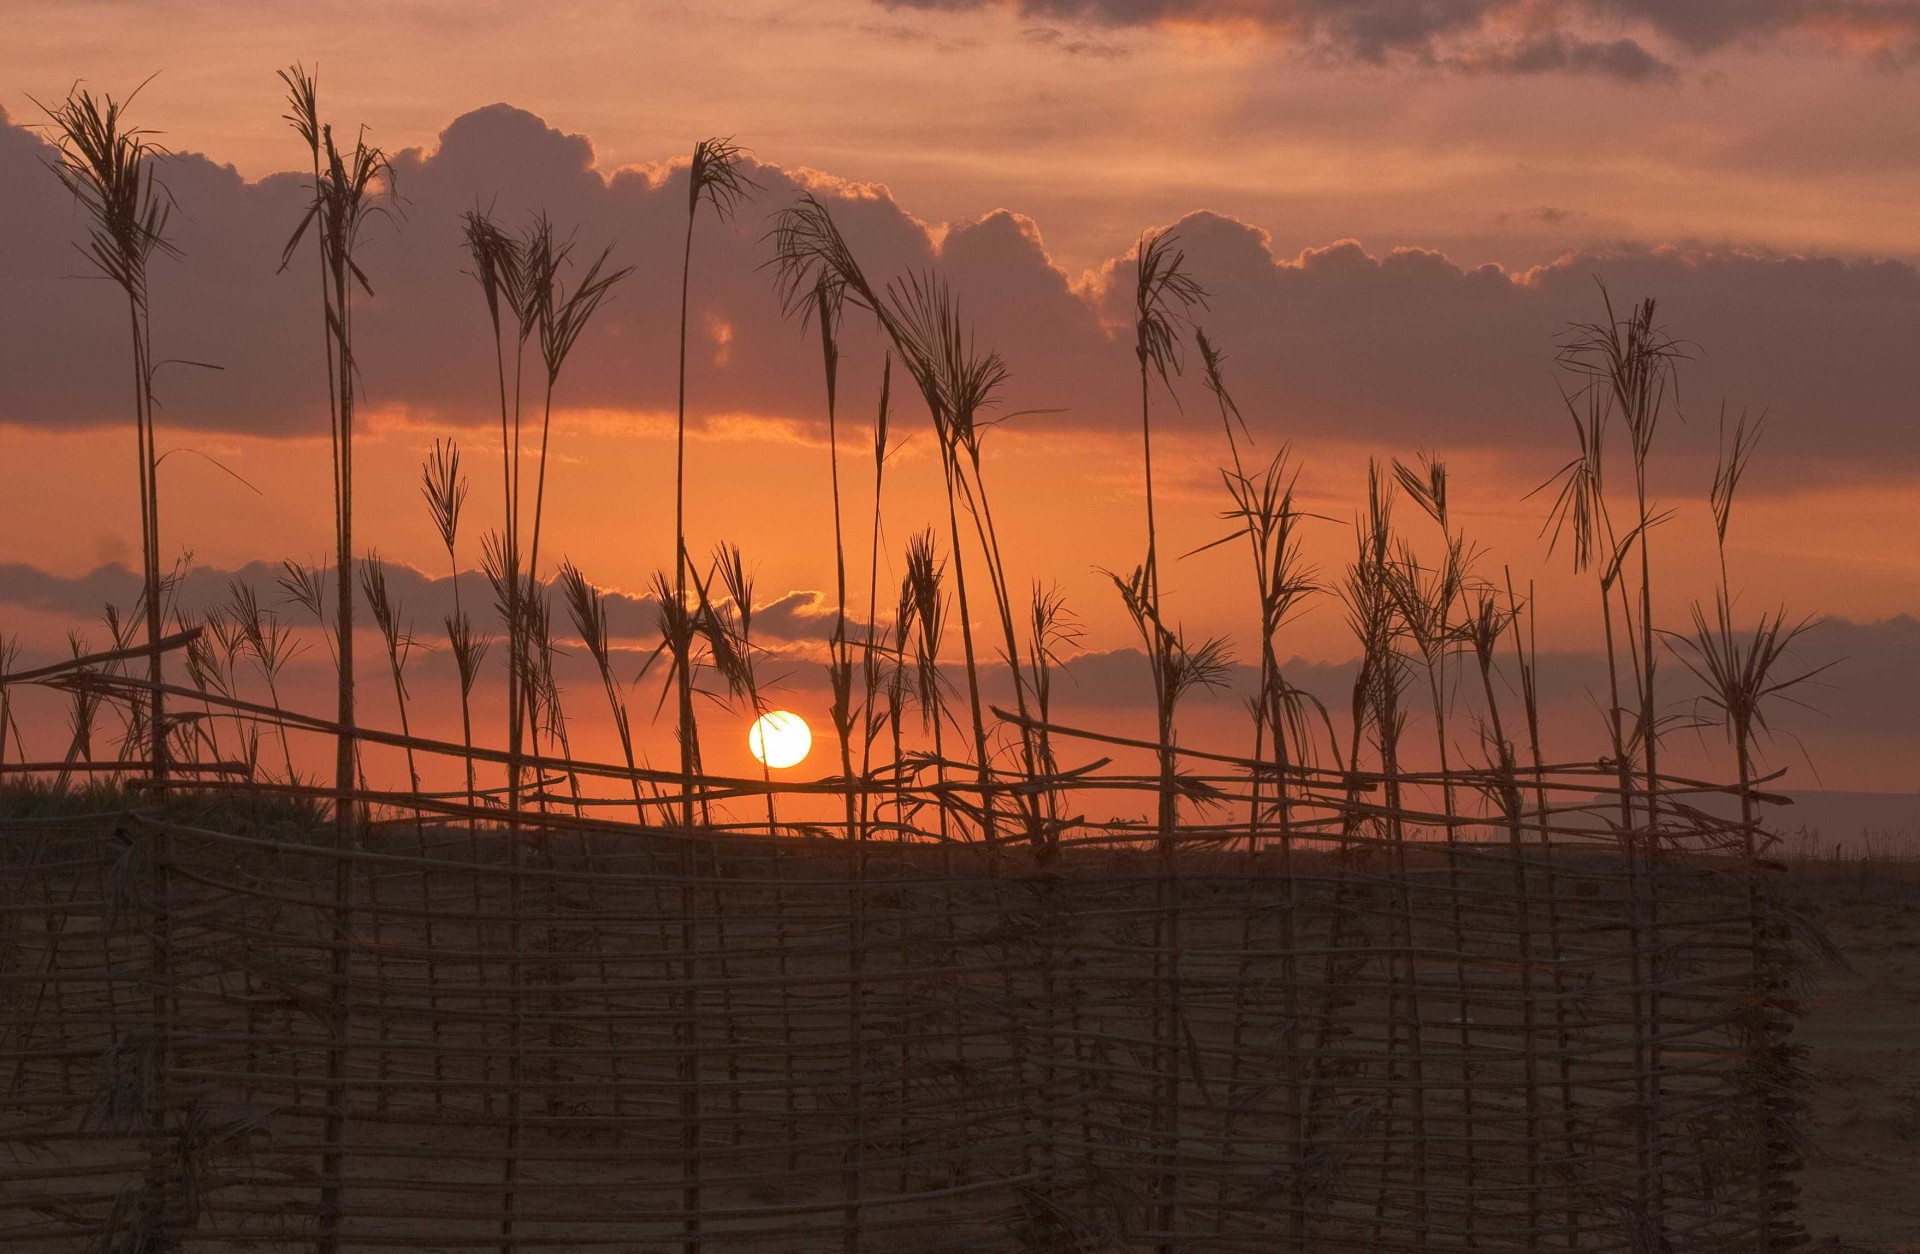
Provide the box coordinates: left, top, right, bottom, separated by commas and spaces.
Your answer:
885, 0, 1920, 81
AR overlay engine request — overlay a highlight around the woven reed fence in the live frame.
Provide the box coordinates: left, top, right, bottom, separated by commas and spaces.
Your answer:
0, 669, 1810, 1253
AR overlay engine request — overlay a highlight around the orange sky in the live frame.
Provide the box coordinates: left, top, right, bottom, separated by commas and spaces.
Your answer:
7, 1, 1920, 274
3, 0, 1917, 792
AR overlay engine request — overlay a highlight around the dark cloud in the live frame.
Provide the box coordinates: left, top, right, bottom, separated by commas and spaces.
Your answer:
1481, 33, 1675, 82
7, 562, 1912, 789
6, 103, 1920, 468
0, 560, 840, 649
8, 563, 1909, 732
883, 0, 1920, 79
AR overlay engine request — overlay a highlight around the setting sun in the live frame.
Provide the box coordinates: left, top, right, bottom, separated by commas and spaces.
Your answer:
747, 709, 812, 769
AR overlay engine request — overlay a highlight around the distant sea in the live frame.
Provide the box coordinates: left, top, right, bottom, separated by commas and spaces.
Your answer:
1774, 791, 1920, 858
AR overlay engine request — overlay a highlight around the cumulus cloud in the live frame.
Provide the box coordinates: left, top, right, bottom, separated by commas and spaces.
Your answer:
881, 0, 1920, 80
6, 103, 1920, 466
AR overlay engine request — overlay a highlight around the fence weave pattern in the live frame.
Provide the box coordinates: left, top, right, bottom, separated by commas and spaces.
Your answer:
0, 765, 1807, 1254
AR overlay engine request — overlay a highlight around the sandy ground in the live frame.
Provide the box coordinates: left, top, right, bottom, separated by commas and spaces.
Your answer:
1790, 876, 1920, 1252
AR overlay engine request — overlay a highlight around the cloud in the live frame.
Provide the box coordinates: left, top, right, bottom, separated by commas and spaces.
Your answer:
0, 559, 842, 650
878, 0, 1920, 80
6, 561, 1912, 789
7, 102, 1920, 469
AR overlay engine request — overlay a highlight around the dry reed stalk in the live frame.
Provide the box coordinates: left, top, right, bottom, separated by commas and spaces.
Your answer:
836, 362, 898, 1249
1389, 455, 1484, 1240
857, 357, 894, 842
560, 561, 645, 821
1558, 289, 1688, 1237
1507, 572, 1584, 1249
458, 211, 525, 816
1196, 335, 1320, 1248
209, 592, 276, 1103
842, 784, 869, 1252
668, 565, 756, 1146
678, 833, 705, 1254
1671, 412, 1822, 1252
709, 546, 778, 834
40, 83, 179, 791
500, 796, 526, 1254
886, 272, 1055, 855
886, 582, 918, 1193
1346, 465, 1435, 1246
1024, 583, 1080, 1202
1465, 583, 1547, 1245
227, 582, 297, 782
423, 438, 486, 813
55, 631, 102, 791
361, 556, 446, 1109
673, 140, 757, 847
178, 608, 227, 770
0, 636, 19, 773
277, 64, 390, 1253
790, 275, 861, 848
768, 199, 1003, 850
900, 530, 982, 1182
1126, 233, 1205, 1254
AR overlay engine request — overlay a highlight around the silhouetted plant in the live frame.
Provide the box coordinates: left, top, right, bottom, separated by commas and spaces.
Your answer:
41, 82, 179, 784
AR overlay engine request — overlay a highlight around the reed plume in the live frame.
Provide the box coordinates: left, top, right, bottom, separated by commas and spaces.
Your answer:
708, 545, 780, 833
359, 556, 424, 795
422, 438, 487, 808
227, 579, 299, 781
904, 530, 955, 841
559, 560, 646, 821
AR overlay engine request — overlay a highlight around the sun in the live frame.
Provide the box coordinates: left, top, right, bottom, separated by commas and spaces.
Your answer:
747, 710, 812, 770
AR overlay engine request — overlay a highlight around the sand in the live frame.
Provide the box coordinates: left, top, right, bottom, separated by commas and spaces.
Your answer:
1790, 876, 1920, 1252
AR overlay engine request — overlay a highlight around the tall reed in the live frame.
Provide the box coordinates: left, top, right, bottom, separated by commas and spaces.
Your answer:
41, 84, 178, 785
1127, 230, 1206, 1252
1672, 412, 1822, 1251
422, 438, 487, 810
857, 358, 895, 841
511, 218, 629, 804
40, 80, 188, 1246
1549, 288, 1687, 1233
1386, 454, 1483, 1233
1127, 232, 1205, 840
673, 140, 757, 834
277, 66, 389, 1254
1195, 334, 1322, 1248
459, 211, 530, 809
770, 197, 1032, 849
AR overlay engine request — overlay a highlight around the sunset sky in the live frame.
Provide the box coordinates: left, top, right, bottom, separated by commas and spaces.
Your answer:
2, 0, 1917, 790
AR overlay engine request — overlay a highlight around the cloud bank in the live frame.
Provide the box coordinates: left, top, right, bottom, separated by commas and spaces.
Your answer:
6, 559, 1911, 738
5, 102, 1920, 469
